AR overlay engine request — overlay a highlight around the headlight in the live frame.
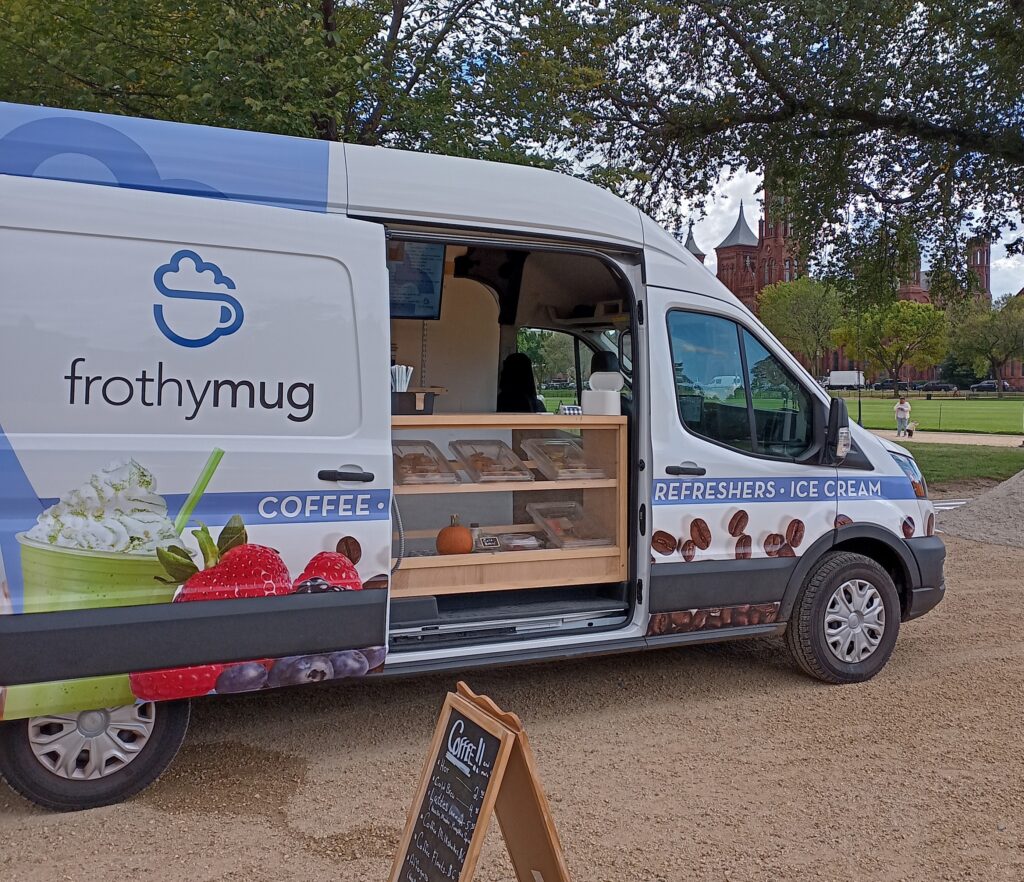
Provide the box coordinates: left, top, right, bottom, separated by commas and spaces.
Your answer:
891, 453, 928, 499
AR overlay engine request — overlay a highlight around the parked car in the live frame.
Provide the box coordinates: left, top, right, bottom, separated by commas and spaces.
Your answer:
872, 379, 911, 391
920, 381, 957, 392
969, 379, 1011, 392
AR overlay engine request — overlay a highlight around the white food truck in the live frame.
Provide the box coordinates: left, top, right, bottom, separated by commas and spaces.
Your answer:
0, 103, 945, 810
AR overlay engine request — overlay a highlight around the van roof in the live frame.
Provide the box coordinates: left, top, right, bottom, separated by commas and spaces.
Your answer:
0, 102, 743, 307
0, 102, 642, 246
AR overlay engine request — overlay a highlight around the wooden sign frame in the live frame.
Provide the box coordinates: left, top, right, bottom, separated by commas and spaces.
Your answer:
389, 682, 571, 882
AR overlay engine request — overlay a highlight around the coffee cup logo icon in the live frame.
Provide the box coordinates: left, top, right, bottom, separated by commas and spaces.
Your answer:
153, 250, 244, 348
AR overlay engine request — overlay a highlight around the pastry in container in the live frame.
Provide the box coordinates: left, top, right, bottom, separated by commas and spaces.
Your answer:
520, 438, 606, 480
525, 502, 612, 548
449, 440, 533, 482
392, 440, 461, 484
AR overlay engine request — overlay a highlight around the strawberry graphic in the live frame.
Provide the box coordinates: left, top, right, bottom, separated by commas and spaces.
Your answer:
130, 663, 226, 701
157, 516, 292, 602
293, 551, 363, 593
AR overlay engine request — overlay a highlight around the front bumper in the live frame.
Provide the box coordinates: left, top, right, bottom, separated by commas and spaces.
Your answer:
903, 535, 946, 621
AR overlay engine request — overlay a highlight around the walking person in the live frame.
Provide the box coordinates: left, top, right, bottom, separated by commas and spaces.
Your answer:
894, 395, 911, 437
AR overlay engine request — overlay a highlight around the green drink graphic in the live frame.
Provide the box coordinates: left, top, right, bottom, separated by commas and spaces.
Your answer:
2, 453, 224, 721
17, 536, 174, 613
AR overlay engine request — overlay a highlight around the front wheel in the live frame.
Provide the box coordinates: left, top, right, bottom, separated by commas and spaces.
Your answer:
0, 699, 190, 811
786, 551, 900, 684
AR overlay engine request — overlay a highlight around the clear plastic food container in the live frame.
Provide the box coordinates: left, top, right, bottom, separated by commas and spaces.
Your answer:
520, 438, 606, 480
525, 502, 612, 548
449, 440, 534, 482
497, 532, 544, 552
392, 440, 461, 484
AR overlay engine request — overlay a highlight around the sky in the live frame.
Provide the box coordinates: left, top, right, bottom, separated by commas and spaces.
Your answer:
681, 170, 1024, 299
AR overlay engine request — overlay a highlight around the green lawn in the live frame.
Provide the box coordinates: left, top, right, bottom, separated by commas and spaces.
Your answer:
842, 394, 1024, 435
900, 442, 1024, 486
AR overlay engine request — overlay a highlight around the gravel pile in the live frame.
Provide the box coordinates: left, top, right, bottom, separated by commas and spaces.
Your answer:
939, 468, 1024, 547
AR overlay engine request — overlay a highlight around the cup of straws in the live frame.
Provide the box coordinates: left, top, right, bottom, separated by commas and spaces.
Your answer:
391, 364, 413, 392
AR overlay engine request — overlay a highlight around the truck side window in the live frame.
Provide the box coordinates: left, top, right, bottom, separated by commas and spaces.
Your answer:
667, 311, 814, 460
741, 330, 814, 457
667, 312, 754, 452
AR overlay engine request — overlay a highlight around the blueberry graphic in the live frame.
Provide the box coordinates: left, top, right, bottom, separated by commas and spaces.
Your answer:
268, 655, 334, 687
328, 650, 370, 678
293, 577, 345, 594
215, 662, 268, 694
359, 646, 387, 671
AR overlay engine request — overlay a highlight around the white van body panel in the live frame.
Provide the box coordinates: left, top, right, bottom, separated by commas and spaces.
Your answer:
344, 143, 645, 248
0, 173, 395, 610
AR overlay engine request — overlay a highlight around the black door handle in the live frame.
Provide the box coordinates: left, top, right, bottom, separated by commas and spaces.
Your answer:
665, 463, 706, 476
318, 469, 375, 482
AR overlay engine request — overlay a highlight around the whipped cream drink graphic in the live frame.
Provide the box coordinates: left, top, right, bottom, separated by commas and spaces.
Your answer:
26, 459, 178, 553
17, 459, 180, 614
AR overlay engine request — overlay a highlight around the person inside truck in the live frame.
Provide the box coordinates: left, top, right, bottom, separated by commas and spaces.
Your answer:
497, 352, 546, 413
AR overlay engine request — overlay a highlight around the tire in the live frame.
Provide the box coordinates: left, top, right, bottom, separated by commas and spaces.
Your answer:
785, 551, 900, 684
0, 699, 190, 811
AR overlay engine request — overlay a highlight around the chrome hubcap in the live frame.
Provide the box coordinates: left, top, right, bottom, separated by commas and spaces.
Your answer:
824, 579, 885, 663
28, 704, 156, 780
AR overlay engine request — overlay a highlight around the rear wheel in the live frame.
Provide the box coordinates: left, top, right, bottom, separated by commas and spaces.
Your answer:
0, 700, 190, 811
786, 551, 900, 684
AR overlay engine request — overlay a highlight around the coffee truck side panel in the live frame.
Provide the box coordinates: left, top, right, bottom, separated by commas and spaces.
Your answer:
0, 102, 945, 810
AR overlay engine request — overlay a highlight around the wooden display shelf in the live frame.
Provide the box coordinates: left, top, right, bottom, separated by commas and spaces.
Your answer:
390, 546, 624, 597
390, 412, 628, 597
396, 546, 618, 569
392, 414, 626, 429
395, 477, 616, 495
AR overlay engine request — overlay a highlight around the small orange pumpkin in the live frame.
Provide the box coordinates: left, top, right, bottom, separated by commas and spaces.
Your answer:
436, 515, 473, 555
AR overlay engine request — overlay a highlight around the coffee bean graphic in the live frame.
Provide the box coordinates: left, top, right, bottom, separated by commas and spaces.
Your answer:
690, 518, 712, 550
763, 532, 785, 557
735, 534, 752, 559
732, 604, 751, 626
785, 518, 805, 548
901, 516, 915, 539
336, 535, 362, 564
652, 530, 678, 555
926, 512, 935, 536
834, 514, 854, 529
363, 573, 389, 590
777, 543, 796, 557
727, 510, 749, 537
680, 539, 697, 562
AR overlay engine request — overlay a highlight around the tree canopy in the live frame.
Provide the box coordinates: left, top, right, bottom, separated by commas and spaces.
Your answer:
834, 299, 948, 394
585, 0, 1024, 279
950, 296, 1024, 397
0, 0, 595, 166
757, 278, 843, 377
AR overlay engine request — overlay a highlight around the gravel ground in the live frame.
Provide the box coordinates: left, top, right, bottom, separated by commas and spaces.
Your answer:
2, 536, 1023, 882
941, 470, 1024, 548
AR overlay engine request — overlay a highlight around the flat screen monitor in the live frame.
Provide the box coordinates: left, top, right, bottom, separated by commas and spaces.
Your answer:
387, 241, 445, 320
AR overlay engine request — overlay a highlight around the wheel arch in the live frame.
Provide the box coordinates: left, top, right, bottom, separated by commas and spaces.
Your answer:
779, 524, 920, 622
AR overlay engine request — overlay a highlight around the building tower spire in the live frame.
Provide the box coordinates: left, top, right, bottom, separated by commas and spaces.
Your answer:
683, 222, 705, 264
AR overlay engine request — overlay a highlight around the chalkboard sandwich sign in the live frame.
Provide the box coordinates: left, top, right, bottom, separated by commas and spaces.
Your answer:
389, 682, 570, 882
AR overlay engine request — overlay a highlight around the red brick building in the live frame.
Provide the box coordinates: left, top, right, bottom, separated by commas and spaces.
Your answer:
684, 199, 1015, 384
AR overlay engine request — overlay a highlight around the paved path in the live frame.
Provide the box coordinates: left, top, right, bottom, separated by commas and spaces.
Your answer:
873, 429, 1024, 447
933, 498, 970, 511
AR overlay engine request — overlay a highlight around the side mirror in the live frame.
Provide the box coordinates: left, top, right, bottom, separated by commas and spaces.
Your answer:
824, 397, 851, 465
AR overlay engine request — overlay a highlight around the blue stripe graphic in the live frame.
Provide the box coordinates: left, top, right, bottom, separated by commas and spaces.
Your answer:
652, 475, 916, 505
36, 489, 392, 529
0, 103, 329, 213
0, 421, 44, 614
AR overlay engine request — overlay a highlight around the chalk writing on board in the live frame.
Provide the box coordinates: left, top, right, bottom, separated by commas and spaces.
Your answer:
397, 709, 501, 882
